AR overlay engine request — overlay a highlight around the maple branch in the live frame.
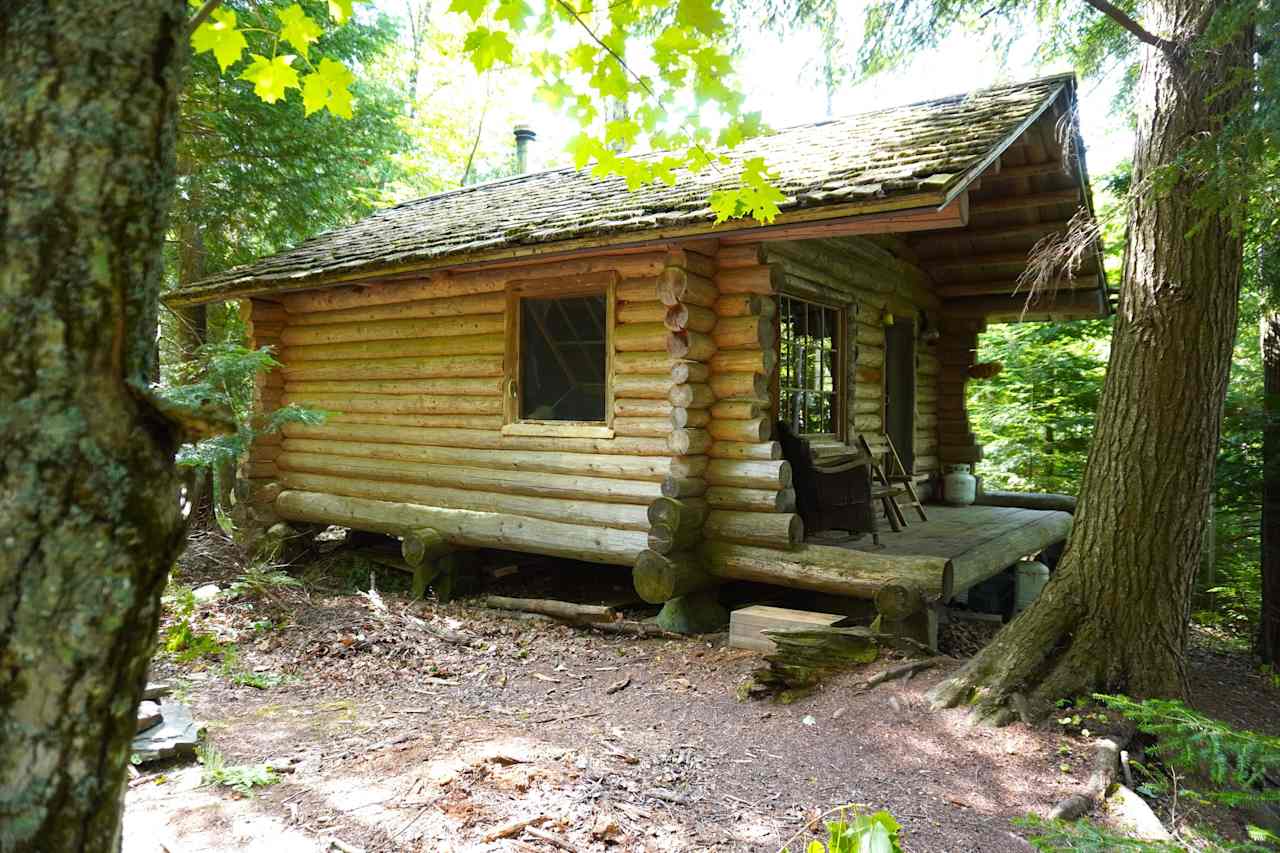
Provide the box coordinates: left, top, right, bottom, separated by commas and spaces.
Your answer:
553, 0, 724, 175
554, 0, 655, 99
187, 0, 223, 37
1080, 0, 1176, 53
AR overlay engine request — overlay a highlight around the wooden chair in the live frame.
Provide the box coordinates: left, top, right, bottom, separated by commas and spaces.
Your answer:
883, 434, 928, 523
777, 423, 875, 540
856, 435, 909, 532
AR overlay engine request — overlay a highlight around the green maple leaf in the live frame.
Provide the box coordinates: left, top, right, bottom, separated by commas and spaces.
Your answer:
463, 27, 514, 72
676, 0, 723, 35
448, 0, 487, 22
301, 58, 355, 118
278, 4, 322, 57
604, 118, 641, 149
192, 7, 248, 72
565, 133, 601, 170
240, 54, 301, 104
494, 0, 533, 31
328, 0, 354, 23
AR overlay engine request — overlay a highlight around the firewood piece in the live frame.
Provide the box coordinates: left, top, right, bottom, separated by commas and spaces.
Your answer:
484, 595, 617, 624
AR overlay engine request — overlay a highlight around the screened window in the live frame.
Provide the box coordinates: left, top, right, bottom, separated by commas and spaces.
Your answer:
518, 293, 607, 422
779, 295, 842, 435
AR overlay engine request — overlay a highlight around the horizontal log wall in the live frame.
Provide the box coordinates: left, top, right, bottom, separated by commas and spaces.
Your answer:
695, 236, 946, 566
268, 251, 693, 566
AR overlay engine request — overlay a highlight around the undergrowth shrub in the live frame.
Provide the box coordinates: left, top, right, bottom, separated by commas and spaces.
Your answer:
164, 336, 323, 530
1022, 696, 1280, 852
781, 807, 903, 853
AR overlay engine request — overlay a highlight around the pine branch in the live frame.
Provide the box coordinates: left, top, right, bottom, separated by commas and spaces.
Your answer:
1079, 0, 1176, 53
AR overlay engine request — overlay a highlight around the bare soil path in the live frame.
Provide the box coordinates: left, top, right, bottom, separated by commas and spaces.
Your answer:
123, 532, 1280, 853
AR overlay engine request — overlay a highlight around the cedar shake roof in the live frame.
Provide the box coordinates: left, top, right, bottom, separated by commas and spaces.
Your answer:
170, 74, 1076, 304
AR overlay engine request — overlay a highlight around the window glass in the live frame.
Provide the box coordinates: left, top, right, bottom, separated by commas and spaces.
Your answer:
519, 293, 607, 421
779, 295, 841, 435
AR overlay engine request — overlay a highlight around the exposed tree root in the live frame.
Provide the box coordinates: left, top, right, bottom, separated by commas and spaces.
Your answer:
926, 570, 1187, 724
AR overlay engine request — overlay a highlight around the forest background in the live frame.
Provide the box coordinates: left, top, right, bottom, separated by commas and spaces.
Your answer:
165, 0, 1269, 651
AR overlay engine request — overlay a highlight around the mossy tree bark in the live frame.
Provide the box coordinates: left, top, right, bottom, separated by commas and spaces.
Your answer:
1261, 313, 1280, 667
1, 2, 188, 849
929, 1, 1253, 721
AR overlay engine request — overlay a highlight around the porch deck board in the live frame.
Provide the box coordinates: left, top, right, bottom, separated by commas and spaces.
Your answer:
813, 504, 1072, 599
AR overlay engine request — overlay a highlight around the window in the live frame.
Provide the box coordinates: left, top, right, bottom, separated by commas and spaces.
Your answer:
779, 295, 843, 436
516, 292, 608, 422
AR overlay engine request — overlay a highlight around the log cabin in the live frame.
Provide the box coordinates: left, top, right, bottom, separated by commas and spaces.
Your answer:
166, 73, 1106, 645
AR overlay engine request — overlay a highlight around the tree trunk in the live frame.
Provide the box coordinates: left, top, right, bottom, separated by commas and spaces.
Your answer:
1261, 313, 1280, 666
0, 2, 187, 849
930, 2, 1253, 720
173, 217, 207, 361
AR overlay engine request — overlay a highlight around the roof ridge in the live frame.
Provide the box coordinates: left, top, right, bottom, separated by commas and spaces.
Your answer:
378, 72, 1077, 214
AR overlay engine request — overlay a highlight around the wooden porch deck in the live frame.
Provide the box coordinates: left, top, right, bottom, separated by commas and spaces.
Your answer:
816, 504, 1072, 600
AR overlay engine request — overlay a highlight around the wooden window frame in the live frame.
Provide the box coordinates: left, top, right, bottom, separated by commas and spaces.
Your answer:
502, 271, 617, 439
776, 292, 847, 439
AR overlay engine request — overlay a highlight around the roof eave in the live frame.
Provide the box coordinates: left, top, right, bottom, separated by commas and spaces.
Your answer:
163, 190, 957, 307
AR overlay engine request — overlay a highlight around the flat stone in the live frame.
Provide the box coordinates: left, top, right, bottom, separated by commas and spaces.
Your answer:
192, 583, 221, 603
136, 701, 162, 733
142, 681, 172, 701
131, 700, 203, 764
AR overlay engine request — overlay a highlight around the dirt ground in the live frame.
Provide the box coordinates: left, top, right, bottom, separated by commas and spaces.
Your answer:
124, 529, 1280, 853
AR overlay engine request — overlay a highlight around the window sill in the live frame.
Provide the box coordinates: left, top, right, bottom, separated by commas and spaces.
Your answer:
501, 422, 615, 439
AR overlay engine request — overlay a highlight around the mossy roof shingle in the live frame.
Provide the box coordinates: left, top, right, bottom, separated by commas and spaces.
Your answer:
172, 74, 1071, 303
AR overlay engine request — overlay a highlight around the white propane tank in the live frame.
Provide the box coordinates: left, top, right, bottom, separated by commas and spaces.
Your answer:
1014, 561, 1051, 613
943, 464, 977, 506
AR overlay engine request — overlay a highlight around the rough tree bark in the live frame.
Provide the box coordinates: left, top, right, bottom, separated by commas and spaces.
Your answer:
1261, 313, 1280, 666
930, 1, 1253, 720
0, 1, 189, 849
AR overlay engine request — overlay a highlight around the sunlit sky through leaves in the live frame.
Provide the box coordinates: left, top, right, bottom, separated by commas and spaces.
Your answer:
372, 0, 1134, 187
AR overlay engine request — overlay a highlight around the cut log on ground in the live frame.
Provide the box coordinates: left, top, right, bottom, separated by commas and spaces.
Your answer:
748, 626, 933, 699
484, 595, 618, 624
1048, 728, 1133, 821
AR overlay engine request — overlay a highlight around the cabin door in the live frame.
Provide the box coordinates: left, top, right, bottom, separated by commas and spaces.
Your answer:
883, 322, 915, 474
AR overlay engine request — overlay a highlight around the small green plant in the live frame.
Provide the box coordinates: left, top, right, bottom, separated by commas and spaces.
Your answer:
164, 623, 226, 662
781, 806, 903, 853
196, 744, 280, 796
1016, 816, 1183, 852
1096, 695, 1280, 808
164, 338, 324, 530
229, 670, 285, 689
229, 563, 303, 599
